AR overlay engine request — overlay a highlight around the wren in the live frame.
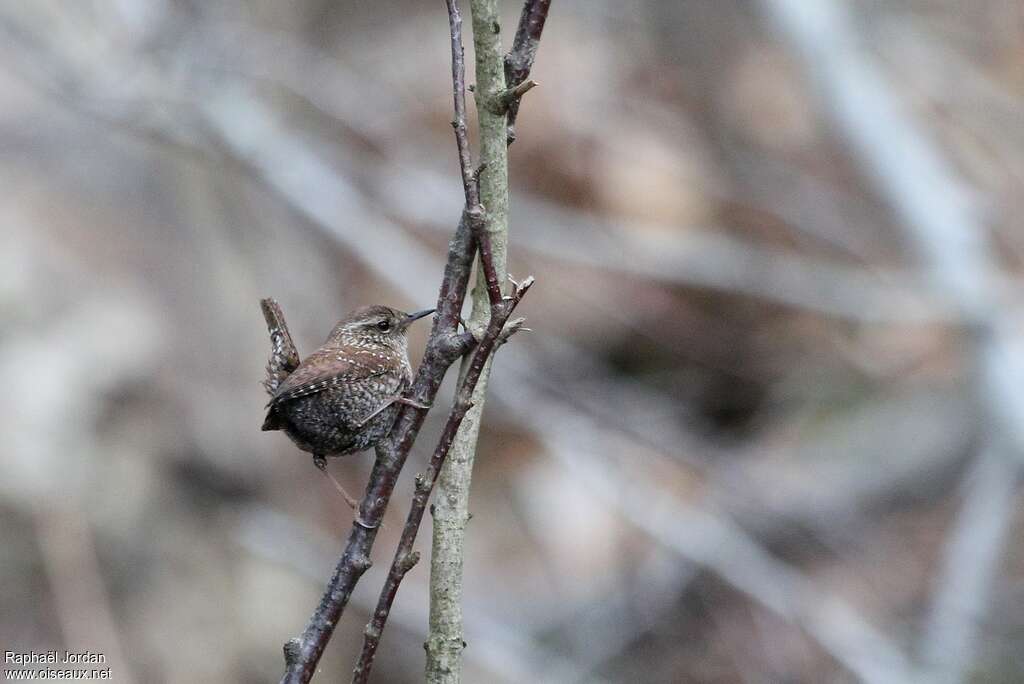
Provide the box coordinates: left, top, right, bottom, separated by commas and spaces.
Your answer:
260, 299, 433, 501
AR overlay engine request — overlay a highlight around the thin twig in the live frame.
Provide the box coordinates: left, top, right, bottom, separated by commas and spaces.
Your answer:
476, 221, 504, 304
446, 0, 480, 209
497, 78, 538, 109
503, 0, 551, 145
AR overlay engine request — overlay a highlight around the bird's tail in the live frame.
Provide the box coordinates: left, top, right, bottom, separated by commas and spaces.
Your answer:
261, 298, 300, 396
261, 406, 284, 431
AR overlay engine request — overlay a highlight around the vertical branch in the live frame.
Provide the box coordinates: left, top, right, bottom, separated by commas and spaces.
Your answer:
428, 0, 509, 678
427, 1, 548, 682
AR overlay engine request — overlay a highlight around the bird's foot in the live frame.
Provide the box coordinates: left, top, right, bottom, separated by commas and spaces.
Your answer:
353, 395, 430, 429
395, 396, 431, 410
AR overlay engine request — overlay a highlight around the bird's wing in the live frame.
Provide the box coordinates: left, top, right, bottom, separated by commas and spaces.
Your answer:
267, 347, 392, 407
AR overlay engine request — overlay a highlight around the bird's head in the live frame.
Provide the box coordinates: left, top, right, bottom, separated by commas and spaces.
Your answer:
326, 304, 435, 351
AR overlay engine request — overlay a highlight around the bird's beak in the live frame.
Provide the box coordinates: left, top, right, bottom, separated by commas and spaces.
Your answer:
405, 308, 435, 325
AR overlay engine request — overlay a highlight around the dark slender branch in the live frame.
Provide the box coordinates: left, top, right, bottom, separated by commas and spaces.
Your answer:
447, 0, 480, 209
477, 224, 504, 305
351, 266, 533, 684
279, 213, 477, 684
503, 0, 551, 145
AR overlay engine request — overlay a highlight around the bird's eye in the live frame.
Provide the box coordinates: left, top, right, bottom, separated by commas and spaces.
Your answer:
376, 320, 391, 332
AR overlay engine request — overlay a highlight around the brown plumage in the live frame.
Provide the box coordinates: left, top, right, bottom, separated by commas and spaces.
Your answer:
260, 301, 434, 461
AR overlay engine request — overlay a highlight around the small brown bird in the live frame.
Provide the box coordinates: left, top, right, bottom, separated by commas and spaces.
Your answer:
260, 299, 433, 504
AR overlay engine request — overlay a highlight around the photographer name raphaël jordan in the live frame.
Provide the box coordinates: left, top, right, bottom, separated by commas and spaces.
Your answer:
6, 651, 106, 665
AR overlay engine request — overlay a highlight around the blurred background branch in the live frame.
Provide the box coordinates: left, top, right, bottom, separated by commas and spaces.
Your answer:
760, 3, 1024, 683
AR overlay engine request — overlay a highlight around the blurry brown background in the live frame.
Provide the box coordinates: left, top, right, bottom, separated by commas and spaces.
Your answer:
3, 1, 1024, 682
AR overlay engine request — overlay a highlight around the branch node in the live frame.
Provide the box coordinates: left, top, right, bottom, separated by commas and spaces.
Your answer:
283, 638, 302, 666
499, 79, 538, 108
472, 162, 487, 187
439, 330, 477, 362
496, 317, 528, 347
352, 556, 373, 575
398, 551, 421, 574
353, 516, 379, 531
511, 274, 535, 300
